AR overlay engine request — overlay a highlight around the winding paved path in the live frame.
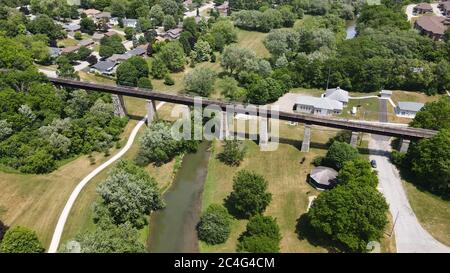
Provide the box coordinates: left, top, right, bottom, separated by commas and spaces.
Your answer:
369, 135, 450, 253
48, 102, 165, 253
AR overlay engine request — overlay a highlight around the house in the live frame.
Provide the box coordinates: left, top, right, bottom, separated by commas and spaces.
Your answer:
63, 23, 81, 34
395, 102, 425, 118
293, 96, 343, 116
48, 47, 61, 58
183, 0, 193, 9
61, 45, 81, 54
414, 16, 447, 40
104, 31, 117, 37
164, 28, 183, 40
78, 39, 94, 48
324, 87, 349, 106
438, 2, 450, 16
109, 17, 119, 26
92, 32, 105, 41
83, 9, 101, 17
91, 61, 117, 75
127, 47, 146, 57
94, 12, 111, 21
380, 90, 392, 98
309, 166, 338, 190
216, 1, 229, 16
107, 54, 131, 63
413, 3, 433, 14
123, 19, 138, 28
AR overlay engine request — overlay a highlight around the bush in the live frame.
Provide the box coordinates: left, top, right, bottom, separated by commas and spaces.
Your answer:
308, 183, 388, 252
197, 204, 232, 245
312, 156, 323, 166
327, 130, 352, 147
0, 220, 8, 241
164, 74, 175, 86
227, 170, 272, 218
237, 215, 281, 253
137, 77, 153, 89
324, 141, 359, 170
390, 150, 405, 167
218, 140, 246, 166
0, 226, 44, 253
74, 32, 82, 40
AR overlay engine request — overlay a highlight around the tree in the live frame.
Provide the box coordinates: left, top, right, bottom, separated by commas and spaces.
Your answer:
136, 122, 183, 166
308, 183, 388, 252
99, 35, 126, 58
80, 17, 96, 35
221, 45, 256, 75
247, 77, 285, 105
179, 31, 195, 55
406, 129, 450, 196
218, 140, 246, 166
210, 19, 237, 45
56, 56, 78, 79
227, 170, 272, 218
150, 56, 169, 79
197, 204, 232, 245
183, 17, 198, 37
0, 119, 13, 140
0, 226, 44, 253
137, 77, 153, 89
77, 46, 92, 61
410, 98, 450, 131
264, 29, 299, 59
184, 67, 216, 97
163, 15, 176, 31
149, 4, 164, 26
75, 222, 146, 253
124, 27, 134, 40
116, 61, 138, 87
95, 160, 164, 228
27, 14, 65, 41
74, 31, 82, 40
160, 0, 180, 17
158, 42, 186, 72
192, 40, 212, 62
338, 159, 378, 188
164, 74, 175, 86
218, 76, 245, 101
324, 141, 359, 170
237, 215, 281, 253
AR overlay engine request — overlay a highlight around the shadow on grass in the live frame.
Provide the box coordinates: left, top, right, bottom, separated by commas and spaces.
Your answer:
295, 214, 338, 253
223, 194, 249, 220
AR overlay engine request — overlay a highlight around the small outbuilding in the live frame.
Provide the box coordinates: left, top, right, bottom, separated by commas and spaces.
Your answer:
413, 3, 433, 14
395, 101, 425, 118
308, 166, 339, 190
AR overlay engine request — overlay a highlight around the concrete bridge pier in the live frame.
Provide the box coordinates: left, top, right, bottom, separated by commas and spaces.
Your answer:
301, 124, 311, 152
146, 99, 157, 125
350, 131, 359, 147
220, 111, 231, 140
399, 139, 411, 153
259, 117, 269, 147
112, 94, 126, 117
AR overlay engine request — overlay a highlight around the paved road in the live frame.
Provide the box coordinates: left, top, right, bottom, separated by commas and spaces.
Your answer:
184, 1, 215, 18
48, 102, 166, 253
379, 99, 388, 123
405, 4, 416, 21
369, 135, 450, 253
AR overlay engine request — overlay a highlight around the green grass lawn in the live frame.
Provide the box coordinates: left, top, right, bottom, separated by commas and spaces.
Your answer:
341, 98, 380, 121
235, 29, 270, 58
57, 38, 78, 48
404, 182, 450, 246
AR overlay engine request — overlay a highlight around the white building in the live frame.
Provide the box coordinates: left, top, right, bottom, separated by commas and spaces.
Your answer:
380, 90, 392, 98
294, 96, 343, 116
395, 102, 424, 118
324, 87, 349, 106
123, 19, 138, 28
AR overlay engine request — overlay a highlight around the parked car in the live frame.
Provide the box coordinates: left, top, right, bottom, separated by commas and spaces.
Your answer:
370, 160, 377, 168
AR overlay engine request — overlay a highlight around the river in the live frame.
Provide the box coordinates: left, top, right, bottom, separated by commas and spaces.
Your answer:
345, 19, 357, 40
148, 142, 211, 253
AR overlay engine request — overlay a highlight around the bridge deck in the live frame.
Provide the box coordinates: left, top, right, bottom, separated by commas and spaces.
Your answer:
48, 77, 437, 139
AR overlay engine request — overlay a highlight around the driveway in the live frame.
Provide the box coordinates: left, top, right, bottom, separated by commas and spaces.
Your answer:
184, 1, 215, 18
431, 3, 444, 16
379, 99, 388, 123
405, 4, 416, 21
73, 61, 90, 72
369, 135, 450, 253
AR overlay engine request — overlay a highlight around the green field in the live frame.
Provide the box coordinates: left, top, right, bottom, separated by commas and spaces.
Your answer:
200, 122, 396, 252
404, 182, 450, 246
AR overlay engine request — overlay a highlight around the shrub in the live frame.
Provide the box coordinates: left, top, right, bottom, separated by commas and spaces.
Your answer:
218, 140, 246, 166
324, 141, 359, 170
164, 74, 175, 86
312, 156, 323, 166
227, 170, 272, 218
0, 226, 44, 253
390, 150, 405, 167
237, 215, 281, 253
197, 204, 233, 245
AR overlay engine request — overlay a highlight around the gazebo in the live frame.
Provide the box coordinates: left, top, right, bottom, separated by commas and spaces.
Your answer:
309, 166, 338, 190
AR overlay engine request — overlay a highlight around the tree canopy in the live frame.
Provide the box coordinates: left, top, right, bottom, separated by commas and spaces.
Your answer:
0, 226, 44, 253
